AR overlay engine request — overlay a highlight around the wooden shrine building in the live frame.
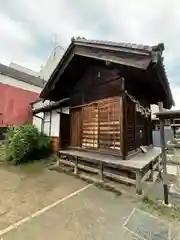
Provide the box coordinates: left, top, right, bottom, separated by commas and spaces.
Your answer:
40, 38, 174, 193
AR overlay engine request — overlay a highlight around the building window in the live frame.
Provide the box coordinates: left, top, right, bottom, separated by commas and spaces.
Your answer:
43, 111, 51, 136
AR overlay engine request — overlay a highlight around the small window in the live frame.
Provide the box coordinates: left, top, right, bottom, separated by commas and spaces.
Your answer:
44, 112, 51, 122
43, 112, 51, 136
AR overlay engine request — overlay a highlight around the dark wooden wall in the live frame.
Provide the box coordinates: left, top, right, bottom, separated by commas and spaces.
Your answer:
70, 66, 122, 107
125, 94, 152, 155
70, 108, 82, 147
68, 64, 152, 158
60, 113, 70, 148
126, 96, 136, 152
69, 65, 123, 154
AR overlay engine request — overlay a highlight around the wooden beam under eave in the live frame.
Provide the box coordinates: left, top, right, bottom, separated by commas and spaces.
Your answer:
75, 45, 151, 70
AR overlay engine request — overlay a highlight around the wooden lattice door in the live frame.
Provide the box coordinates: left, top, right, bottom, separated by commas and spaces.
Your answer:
99, 98, 121, 151
82, 104, 98, 148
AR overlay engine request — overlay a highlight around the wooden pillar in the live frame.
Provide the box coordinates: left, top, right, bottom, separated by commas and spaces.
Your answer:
59, 112, 61, 149
159, 102, 169, 205
149, 162, 154, 181
122, 78, 128, 159
41, 112, 45, 133
172, 126, 176, 139
134, 101, 137, 149
136, 170, 142, 195
74, 156, 78, 175
157, 156, 162, 179
49, 110, 52, 136
99, 162, 103, 181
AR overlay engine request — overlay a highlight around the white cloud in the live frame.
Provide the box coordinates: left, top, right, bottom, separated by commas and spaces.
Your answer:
0, 12, 32, 44
0, 10, 42, 70
1, 0, 180, 107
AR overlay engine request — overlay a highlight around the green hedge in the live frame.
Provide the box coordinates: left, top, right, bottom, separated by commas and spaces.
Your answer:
5, 125, 51, 165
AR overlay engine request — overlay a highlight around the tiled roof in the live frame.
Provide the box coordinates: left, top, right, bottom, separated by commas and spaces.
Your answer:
74, 37, 164, 54
0, 63, 44, 88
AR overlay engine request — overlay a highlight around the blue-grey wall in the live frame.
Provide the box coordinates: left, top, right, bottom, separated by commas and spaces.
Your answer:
153, 129, 173, 147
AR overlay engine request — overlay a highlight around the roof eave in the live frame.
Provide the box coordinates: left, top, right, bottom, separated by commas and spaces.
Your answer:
40, 40, 153, 100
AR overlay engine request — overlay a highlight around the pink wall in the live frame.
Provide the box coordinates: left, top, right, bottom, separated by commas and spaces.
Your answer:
0, 83, 39, 126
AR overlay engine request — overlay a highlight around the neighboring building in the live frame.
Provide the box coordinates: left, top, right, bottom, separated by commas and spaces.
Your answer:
10, 45, 64, 82
31, 98, 69, 151
9, 62, 39, 77
151, 104, 159, 120
30, 45, 65, 138
40, 37, 174, 159
0, 63, 44, 126
39, 46, 64, 81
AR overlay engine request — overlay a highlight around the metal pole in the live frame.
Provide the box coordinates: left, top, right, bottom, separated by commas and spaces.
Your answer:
159, 102, 169, 205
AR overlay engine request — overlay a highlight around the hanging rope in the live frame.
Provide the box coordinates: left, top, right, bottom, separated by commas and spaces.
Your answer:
125, 91, 151, 118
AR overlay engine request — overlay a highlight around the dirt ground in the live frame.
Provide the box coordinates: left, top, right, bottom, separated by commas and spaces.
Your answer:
0, 160, 178, 239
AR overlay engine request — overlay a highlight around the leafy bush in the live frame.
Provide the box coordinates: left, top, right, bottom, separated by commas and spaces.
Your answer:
33, 132, 52, 159
0, 143, 6, 163
5, 125, 52, 165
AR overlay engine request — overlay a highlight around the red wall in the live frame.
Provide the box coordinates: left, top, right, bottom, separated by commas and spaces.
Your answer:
0, 83, 39, 126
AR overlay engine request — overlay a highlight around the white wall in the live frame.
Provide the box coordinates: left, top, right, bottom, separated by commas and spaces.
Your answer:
61, 107, 69, 114
43, 112, 51, 135
33, 110, 60, 137
0, 74, 42, 93
33, 112, 43, 132
151, 104, 167, 119
39, 46, 64, 81
32, 105, 69, 137
51, 110, 60, 137
151, 104, 159, 119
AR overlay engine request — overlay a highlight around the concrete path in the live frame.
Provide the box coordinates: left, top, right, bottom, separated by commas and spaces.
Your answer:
0, 163, 137, 239
0, 184, 136, 239
0, 162, 176, 239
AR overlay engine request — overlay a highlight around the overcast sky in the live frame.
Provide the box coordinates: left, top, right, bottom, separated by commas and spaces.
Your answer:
0, 0, 180, 108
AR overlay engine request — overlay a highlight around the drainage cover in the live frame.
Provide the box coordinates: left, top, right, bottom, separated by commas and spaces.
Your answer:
124, 208, 170, 240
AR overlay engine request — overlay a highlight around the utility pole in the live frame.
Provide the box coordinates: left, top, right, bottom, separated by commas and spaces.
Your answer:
159, 102, 169, 205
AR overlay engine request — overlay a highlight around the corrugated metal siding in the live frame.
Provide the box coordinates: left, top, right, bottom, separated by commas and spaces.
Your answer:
0, 83, 39, 126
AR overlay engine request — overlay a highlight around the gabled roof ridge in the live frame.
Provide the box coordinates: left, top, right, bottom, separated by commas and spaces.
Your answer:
73, 37, 164, 53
